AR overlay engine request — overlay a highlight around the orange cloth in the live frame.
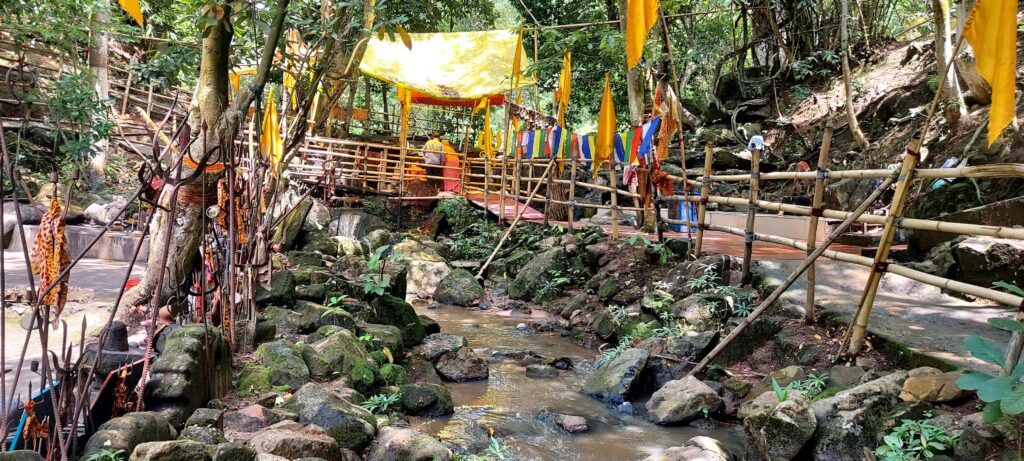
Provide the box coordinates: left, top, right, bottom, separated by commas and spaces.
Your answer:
441, 141, 462, 193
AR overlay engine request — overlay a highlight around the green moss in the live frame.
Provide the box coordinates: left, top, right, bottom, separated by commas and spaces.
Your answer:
378, 364, 407, 386
811, 386, 842, 402
236, 363, 272, 397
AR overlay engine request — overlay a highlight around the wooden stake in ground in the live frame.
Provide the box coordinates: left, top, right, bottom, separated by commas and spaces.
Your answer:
477, 160, 556, 279
805, 121, 834, 324
688, 175, 896, 376
694, 142, 714, 257
740, 148, 761, 285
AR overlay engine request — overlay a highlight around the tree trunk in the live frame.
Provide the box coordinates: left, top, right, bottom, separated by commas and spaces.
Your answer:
618, 0, 645, 125
841, 0, 870, 149
932, 0, 968, 133
955, 0, 992, 104
120, 9, 233, 313
88, 6, 111, 189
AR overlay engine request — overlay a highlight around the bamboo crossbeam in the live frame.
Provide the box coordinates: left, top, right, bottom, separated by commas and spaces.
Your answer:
690, 163, 1024, 183
689, 175, 897, 376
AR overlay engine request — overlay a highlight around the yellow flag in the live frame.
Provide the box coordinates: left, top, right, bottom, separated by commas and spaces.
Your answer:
118, 0, 143, 26
556, 51, 572, 125
483, 100, 493, 157
963, 0, 1019, 146
625, 0, 660, 70
284, 29, 302, 111
260, 88, 283, 173
595, 74, 616, 179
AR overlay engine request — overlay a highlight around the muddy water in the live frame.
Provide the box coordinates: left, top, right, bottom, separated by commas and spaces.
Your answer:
410, 305, 751, 461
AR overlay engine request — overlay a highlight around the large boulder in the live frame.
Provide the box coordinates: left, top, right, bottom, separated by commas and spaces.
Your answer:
357, 323, 405, 357
746, 366, 805, 403
248, 421, 343, 461
211, 442, 257, 461
254, 340, 310, 390
434, 347, 489, 382
642, 436, 735, 461
391, 238, 450, 297
582, 348, 649, 404
144, 325, 232, 427
255, 271, 297, 308
742, 391, 816, 461
282, 383, 377, 451
640, 332, 719, 388
670, 293, 728, 328
84, 196, 129, 225
82, 412, 177, 461
130, 440, 210, 461
811, 371, 908, 461
369, 294, 426, 347
365, 427, 451, 461
224, 405, 288, 434
419, 333, 468, 362
433, 269, 484, 306
400, 383, 454, 417
899, 371, 967, 403
508, 248, 566, 301
309, 328, 378, 394
953, 237, 1024, 288
663, 255, 731, 299
273, 197, 313, 250
645, 376, 724, 425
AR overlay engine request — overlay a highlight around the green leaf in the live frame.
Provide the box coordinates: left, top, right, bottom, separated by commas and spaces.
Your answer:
1000, 385, 1024, 415
988, 317, 1024, 332
956, 371, 995, 390
993, 281, 1024, 297
1012, 361, 1024, 381
976, 376, 1014, 402
983, 401, 1004, 423
964, 336, 1006, 367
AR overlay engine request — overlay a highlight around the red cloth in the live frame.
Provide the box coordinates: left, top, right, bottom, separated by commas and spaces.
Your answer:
410, 93, 505, 107
441, 141, 462, 193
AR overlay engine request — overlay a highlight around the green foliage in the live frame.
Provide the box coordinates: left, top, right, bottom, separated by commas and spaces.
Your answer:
486, 436, 511, 460
956, 315, 1024, 422
83, 449, 125, 461
361, 246, 390, 297
358, 333, 374, 345
792, 373, 828, 396
627, 235, 671, 266
327, 295, 350, 308
875, 416, 957, 461
790, 50, 839, 81
685, 263, 753, 318
360, 392, 401, 414
48, 69, 113, 168
601, 335, 635, 362
607, 304, 630, 326
771, 377, 792, 402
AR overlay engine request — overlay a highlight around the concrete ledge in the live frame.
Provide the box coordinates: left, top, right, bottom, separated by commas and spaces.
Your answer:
706, 211, 826, 242
6, 225, 149, 262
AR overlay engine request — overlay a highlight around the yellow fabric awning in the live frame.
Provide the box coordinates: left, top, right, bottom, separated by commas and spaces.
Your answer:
359, 30, 536, 102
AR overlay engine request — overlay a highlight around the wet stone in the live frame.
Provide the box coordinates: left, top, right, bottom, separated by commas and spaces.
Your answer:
525, 364, 559, 378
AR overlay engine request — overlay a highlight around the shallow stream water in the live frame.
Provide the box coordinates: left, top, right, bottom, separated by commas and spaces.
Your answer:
409, 304, 752, 461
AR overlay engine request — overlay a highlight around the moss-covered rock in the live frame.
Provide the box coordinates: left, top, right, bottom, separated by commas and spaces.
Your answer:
742, 391, 816, 460
144, 325, 232, 427
273, 197, 313, 250
282, 383, 377, 451
366, 427, 451, 461
82, 412, 177, 461
310, 328, 378, 394
582, 348, 649, 404
210, 442, 256, 461
130, 440, 212, 461
236, 363, 273, 397
378, 364, 408, 386
369, 294, 425, 347
254, 340, 311, 390
357, 323, 404, 357
399, 383, 454, 417
296, 283, 327, 302
508, 248, 566, 301
432, 269, 484, 307
255, 270, 297, 307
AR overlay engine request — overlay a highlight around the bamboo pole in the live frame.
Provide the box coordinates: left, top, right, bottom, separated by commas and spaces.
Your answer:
846, 34, 967, 355
689, 175, 896, 376
694, 142, 714, 257
514, 155, 522, 218
805, 120, 834, 324
477, 159, 556, 279
484, 156, 491, 216
609, 163, 620, 239
740, 148, 761, 285
544, 159, 553, 226
568, 157, 578, 232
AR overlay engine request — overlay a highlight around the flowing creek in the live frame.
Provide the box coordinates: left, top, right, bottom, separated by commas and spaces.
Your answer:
409, 304, 753, 460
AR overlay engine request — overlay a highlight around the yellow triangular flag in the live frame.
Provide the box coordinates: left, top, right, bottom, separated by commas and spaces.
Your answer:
963, 0, 1019, 146
625, 0, 660, 70
118, 0, 143, 26
595, 74, 616, 179
556, 51, 572, 125
260, 88, 283, 174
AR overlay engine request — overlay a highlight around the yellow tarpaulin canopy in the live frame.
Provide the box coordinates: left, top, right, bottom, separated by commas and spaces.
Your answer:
359, 30, 536, 102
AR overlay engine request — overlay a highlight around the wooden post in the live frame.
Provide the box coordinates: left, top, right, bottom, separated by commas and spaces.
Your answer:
121, 67, 133, 114
609, 162, 620, 239
568, 157, 578, 232
689, 175, 897, 376
484, 157, 491, 212
145, 84, 154, 114
740, 148, 761, 285
544, 159, 554, 226
847, 143, 920, 354
477, 160, 556, 279
500, 156, 508, 223
804, 121, 834, 324
694, 142, 715, 257
513, 156, 522, 218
